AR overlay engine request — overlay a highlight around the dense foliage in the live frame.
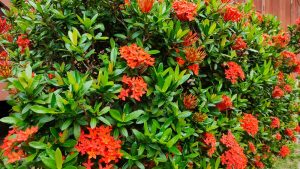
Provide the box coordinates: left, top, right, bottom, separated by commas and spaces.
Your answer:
0, 0, 300, 168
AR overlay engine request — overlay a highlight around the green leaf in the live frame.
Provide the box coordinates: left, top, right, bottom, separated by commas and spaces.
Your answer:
61, 119, 73, 130
109, 109, 123, 122
90, 118, 97, 128
124, 110, 144, 122
31, 105, 59, 114
166, 135, 180, 148
168, 146, 182, 155
41, 156, 56, 169
62, 140, 77, 147
135, 161, 145, 169
178, 111, 192, 118
215, 157, 220, 169
55, 148, 63, 169
208, 22, 217, 35
147, 50, 160, 55
29, 141, 48, 149
0, 117, 19, 124
97, 116, 111, 125
73, 123, 81, 139
162, 75, 173, 92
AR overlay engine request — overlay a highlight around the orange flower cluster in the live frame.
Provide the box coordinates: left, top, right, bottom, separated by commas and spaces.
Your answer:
203, 133, 216, 157
281, 51, 298, 67
216, 95, 233, 111
0, 51, 11, 78
270, 117, 280, 129
118, 75, 147, 101
176, 57, 185, 66
295, 125, 300, 133
183, 93, 198, 109
137, 0, 154, 13
187, 64, 199, 75
184, 47, 206, 63
0, 18, 11, 34
172, 1, 197, 21
279, 145, 290, 158
275, 133, 282, 140
248, 142, 256, 154
221, 0, 231, 3
16, 34, 30, 54
223, 6, 242, 22
240, 113, 259, 136
254, 156, 265, 169
119, 44, 155, 69
75, 126, 122, 168
224, 61, 245, 84
272, 71, 293, 99
183, 31, 198, 46
272, 32, 289, 48
285, 128, 294, 138
232, 37, 247, 50
220, 131, 248, 169
256, 12, 263, 22
0, 126, 38, 163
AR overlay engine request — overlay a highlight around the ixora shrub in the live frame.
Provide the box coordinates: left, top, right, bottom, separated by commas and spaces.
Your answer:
1, 0, 300, 168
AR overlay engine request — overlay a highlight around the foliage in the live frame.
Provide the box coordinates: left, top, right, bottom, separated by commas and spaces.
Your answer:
0, 0, 300, 168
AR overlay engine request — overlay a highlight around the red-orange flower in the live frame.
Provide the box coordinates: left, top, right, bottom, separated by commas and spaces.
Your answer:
0, 59, 12, 78
183, 93, 198, 109
124, 0, 130, 5
223, 6, 242, 22
75, 126, 122, 168
203, 133, 216, 157
270, 117, 280, 129
256, 12, 263, 22
137, 0, 154, 13
248, 142, 256, 154
0, 126, 38, 163
272, 86, 284, 98
184, 47, 206, 63
216, 95, 232, 111
279, 145, 290, 158
172, 1, 197, 21
254, 156, 265, 169
0, 18, 11, 34
275, 133, 282, 140
119, 44, 155, 69
176, 57, 185, 66
224, 61, 245, 84
220, 131, 248, 169
232, 37, 247, 50
118, 75, 147, 101
285, 128, 294, 137
188, 63, 199, 75
284, 84, 292, 93
221, 0, 231, 3
16, 34, 30, 54
294, 125, 300, 133
240, 113, 259, 136
272, 33, 289, 48
281, 51, 298, 67
183, 31, 198, 46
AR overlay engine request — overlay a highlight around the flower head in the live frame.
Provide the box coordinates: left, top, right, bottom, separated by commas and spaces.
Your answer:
216, 95, 233, 111
220, 131, 248, 169
184, 47, 206, 63
223, 6, 242, 22
275, 133, 282, 141
270, 117, 280, 129
16, 34, 30, 54
0, 59, 12, 78
203, 133, 216, 157
172, 1, 197, 21
284, 84, 292, 93
248, 142, 256, 154
232, 37, 247, 50
294, 125, 300, 133
183, 93, 198, 109
188, 63, 199, 75
224, 61, 245, 84
183, 31, 198, 46
137, 0, 154, 13
240, 113, 259, 136
0, 18, 11, 34
75, 126, 122, 168
176, 57, 185, 66
285, 128, 294, 137
279, 145, 290, 158
272, 86, 284, 98
119, 44, 155, 69
118, 75, 147, 101
281, 51, 298, 67
272, 33, 289, 48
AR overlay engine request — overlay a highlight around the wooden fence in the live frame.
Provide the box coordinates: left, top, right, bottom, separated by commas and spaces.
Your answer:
236, 0, 300, 28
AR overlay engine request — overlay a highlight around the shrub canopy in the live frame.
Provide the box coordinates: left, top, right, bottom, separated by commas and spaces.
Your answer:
0, 0, 300, 169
